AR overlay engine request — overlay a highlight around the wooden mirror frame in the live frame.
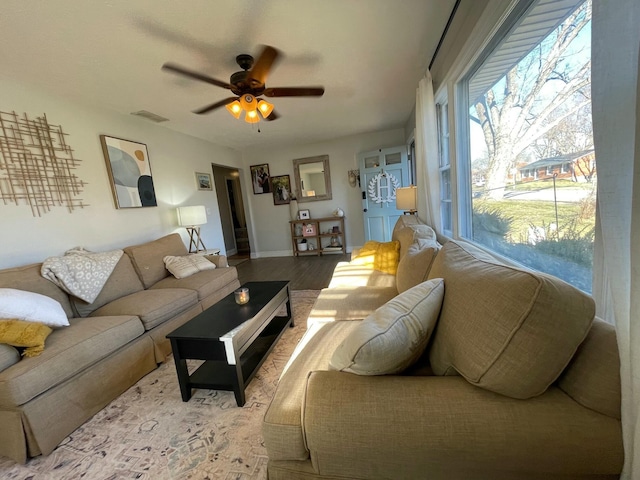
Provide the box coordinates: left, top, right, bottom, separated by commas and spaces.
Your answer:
293, 155, 332, 203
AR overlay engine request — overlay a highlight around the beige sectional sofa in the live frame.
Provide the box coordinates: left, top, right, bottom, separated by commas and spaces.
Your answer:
0, 233, 240, 464
263, 216, 624, 479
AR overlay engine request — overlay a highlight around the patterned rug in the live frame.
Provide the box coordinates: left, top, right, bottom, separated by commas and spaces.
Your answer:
0, 290, 320, 480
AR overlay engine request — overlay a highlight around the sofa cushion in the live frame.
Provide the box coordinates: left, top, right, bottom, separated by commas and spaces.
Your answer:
151, 267, 239, 302
264, 321, 361, 462
396, 238, 440, 293
0, 263, 74, 318
72, 254, 145, 317
393, 224, 439, 260
428, 240, 595, 399
0, 344, 20, 372
391, 214, 422, 238
328, 262, 396, 289
0, 319, 52, 357
558, 318, 621, 419
0, 315, 144, 407
330, 279, 444, 375
163, 254, 216, 279
89, 288, 198, 330
306, 286, 398, 326
0, 288, 69, 328
123, 233, 188, 289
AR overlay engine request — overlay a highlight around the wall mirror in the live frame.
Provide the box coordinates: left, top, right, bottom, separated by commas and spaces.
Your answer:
293, 155, 332, 203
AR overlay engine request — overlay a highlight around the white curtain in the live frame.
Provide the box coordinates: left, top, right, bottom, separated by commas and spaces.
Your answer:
415, 70, 441, 229
591, 2, 640, 478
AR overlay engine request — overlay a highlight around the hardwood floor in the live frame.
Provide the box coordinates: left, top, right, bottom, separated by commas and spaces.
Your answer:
233, 254, 349, 290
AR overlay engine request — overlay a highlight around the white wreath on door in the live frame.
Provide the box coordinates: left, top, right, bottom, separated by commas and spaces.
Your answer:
367, 172, 400, 204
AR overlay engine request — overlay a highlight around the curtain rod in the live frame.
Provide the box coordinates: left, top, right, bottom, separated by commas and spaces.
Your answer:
429, 0, 461, 71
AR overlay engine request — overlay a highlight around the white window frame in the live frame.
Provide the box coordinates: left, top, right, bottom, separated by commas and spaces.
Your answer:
436, 101, 453, 236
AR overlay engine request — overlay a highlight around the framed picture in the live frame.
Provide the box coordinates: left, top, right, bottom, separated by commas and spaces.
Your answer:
100, 135, 157, 208
250, 163, 271, 194
299, 209, 310, 219
195, 172, 212, 191
302, 223, 317, 236
271, 175, 292, 205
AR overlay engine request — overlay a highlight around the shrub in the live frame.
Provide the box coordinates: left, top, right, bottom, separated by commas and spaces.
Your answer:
472, 206, 513, 237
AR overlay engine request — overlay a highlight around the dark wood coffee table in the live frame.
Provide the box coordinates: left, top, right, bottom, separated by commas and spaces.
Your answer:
166, 281, 292, 406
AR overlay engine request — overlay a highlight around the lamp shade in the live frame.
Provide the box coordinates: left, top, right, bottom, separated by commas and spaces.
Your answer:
244, 109, 260, 124
177, 205, 207, 226
396, 186, 417, 212
225, 100, 242, 119
257, 99, 274, 118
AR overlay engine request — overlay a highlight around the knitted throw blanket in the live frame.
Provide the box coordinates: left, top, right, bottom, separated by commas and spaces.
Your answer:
41, 248, 123, 303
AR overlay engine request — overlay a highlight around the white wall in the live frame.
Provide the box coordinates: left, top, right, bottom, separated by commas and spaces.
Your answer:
0, 77, 242, 269
241, 128, 406, 256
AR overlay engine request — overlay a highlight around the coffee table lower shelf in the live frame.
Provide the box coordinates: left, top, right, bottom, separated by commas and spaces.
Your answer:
189, 315, 290, 400
170, 313, 292, 406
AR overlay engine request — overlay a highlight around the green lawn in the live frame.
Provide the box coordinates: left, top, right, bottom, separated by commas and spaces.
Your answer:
474, 198, 595, 243
504, 178, 593, 192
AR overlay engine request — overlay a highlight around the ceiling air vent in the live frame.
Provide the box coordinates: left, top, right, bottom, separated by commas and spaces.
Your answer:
130, 110, 169, 123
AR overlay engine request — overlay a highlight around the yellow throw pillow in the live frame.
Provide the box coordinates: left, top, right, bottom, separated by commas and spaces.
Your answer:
352, 240, 400, 274
0, 319, 53, 357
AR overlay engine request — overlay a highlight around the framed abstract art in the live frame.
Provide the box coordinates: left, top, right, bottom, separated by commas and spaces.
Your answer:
100, 135, 157, 208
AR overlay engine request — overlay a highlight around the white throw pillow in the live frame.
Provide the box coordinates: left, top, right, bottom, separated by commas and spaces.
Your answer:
0, 288, 69, 328
164, 254, 216, 279
329, 278, 444, 375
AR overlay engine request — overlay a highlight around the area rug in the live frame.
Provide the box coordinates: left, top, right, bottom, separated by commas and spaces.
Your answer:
0, 290, 320, 480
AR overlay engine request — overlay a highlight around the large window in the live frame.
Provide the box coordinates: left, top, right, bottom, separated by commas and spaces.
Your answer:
461, 0, 595, 292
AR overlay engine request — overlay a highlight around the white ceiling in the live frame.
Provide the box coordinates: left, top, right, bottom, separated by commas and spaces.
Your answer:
1, 0, 456, 151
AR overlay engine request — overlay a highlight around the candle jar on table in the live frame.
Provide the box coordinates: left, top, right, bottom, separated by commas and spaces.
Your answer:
234, 287, 250, 304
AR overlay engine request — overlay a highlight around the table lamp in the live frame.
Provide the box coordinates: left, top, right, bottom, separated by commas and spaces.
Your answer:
396, 186, 417, 215
177, 205, 207, 252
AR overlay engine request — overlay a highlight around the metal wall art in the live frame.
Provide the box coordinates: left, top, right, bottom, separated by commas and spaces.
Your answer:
0, 111, 87, 217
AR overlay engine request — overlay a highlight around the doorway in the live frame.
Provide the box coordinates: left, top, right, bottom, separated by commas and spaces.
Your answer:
212, 165, 250, 258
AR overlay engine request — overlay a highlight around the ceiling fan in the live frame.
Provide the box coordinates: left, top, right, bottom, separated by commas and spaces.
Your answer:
162, 45, 324, 123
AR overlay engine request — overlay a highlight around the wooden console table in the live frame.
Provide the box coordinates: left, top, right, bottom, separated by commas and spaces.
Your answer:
289, 216, 346, 256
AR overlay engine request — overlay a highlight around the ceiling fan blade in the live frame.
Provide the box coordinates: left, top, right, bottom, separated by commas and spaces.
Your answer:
263, 87, 325, 97
248, 45, 280, 87
193, 97, 238, 115
265, 110, 279, 121
162, 62, 232, 89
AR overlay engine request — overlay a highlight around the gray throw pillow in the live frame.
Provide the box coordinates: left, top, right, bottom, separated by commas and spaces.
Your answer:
329, 278, 444, 375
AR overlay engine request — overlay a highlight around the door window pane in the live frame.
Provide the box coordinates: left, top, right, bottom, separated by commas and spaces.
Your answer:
364, 155, 380, 168
385, 152, 401, 165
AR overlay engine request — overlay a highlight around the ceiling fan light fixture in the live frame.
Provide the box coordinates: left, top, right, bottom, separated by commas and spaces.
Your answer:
225, 100, 242, 119
257, 99, 274, 119
239, 94, 257, 112
244, 110, 260, 124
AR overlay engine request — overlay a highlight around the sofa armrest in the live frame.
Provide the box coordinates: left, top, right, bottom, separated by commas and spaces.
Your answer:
302, 371, 623, 479
205, 254, 228, 268
349, 248, 360, 261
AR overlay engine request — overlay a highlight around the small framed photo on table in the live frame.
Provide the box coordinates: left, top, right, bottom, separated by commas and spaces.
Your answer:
299, 209, 310, 220
303, 223, 316, 236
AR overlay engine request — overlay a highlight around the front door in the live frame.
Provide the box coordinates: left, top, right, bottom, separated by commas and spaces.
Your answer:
359, 146, 409, 242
